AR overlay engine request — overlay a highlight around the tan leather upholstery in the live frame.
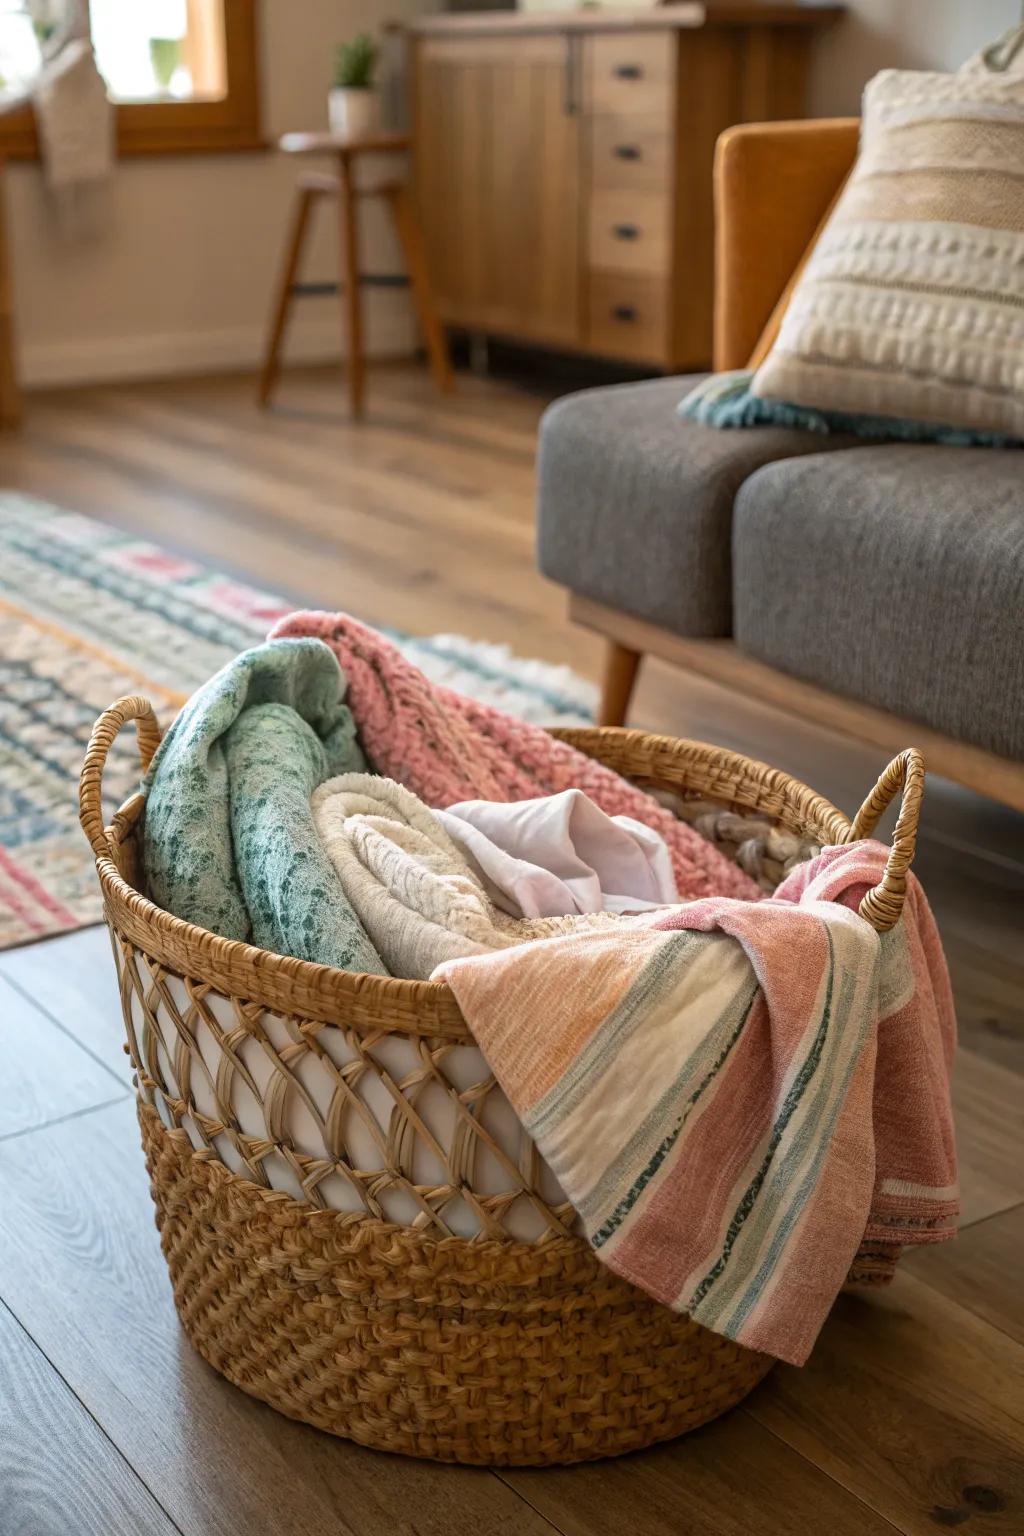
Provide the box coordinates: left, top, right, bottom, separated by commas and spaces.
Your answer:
713, 118, 859, 372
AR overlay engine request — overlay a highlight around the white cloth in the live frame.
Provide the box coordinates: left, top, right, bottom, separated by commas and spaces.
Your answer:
33, 36, 113, 191
434, 788, 679, 919
312, 775, 618, 980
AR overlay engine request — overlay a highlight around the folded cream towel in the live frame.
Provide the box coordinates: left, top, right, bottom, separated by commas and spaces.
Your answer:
312, 775, 619, 980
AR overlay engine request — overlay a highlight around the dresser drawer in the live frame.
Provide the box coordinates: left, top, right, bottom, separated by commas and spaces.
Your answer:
589, 114, 672, 192
585, 33, 673, 117
587, 272, 668, 363
588, 189, 670, 276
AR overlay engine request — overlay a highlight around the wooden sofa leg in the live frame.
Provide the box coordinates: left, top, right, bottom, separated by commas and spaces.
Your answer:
598, 640, 642, 727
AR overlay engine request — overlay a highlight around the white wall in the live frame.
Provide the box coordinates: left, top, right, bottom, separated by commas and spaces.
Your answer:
809, 0, 1022, 116
8, 0, 437, 388
10, 1, 1022, 387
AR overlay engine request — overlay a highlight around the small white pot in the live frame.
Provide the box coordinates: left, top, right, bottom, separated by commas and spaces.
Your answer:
328, 87, 380, 142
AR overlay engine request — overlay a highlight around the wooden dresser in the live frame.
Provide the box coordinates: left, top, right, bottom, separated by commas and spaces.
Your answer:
406, 3, 840, 370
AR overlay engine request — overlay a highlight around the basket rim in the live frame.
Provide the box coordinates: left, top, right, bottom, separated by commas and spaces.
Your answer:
93, 726, 853, 1039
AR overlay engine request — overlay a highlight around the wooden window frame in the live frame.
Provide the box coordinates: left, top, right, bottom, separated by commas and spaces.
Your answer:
0, 0, 262, 160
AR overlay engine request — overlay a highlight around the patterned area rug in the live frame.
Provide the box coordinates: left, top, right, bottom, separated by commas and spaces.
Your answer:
0, 494, 595, 950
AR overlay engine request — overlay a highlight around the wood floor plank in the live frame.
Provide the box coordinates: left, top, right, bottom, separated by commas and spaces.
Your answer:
0, 1298, 179, 1536
8, 380, 561, 638
501, 1407, 897, 1536
49, 399, 538, 577
0, 926, 132, 1086
115, 389, 539, 520
748, 1271, 1024, 1535
0, 1099, 559, 1536
3, 372, 602, 672
6, 438, 582, 669
911, 848, 1024, 982
939, 934, 1024, 1079
903, 1204, 1024, 1346
953, 1047, 1024, 1227
0, 972, 127, 1139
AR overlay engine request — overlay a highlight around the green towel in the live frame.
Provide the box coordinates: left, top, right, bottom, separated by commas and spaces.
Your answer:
142, 637, 388, 974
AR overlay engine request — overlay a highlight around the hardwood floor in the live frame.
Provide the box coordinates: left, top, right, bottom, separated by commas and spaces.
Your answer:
2, 363, 1022, 1535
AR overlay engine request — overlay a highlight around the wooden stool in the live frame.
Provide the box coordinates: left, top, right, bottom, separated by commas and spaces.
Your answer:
258, 131, 453, 418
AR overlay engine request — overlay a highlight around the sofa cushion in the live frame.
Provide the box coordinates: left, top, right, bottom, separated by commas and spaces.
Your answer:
751, 64, 1024, 441
733, 446, 1024, 759
537, 375, 858, 638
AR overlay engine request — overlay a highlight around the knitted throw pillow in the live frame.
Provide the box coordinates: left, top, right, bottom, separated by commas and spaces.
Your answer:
752, 41, 1024, 438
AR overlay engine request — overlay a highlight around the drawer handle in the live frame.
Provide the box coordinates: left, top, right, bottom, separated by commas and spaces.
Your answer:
613, 223, 640, 240
612, 304, 637, 323
614, 144, 642, 161
614, 64, 643, 80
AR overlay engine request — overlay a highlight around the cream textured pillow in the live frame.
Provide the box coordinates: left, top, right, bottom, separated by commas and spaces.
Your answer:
752, 52, 1024, 438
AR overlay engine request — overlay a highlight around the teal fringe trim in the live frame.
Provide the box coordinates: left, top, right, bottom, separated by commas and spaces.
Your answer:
678, 370, 1023, 449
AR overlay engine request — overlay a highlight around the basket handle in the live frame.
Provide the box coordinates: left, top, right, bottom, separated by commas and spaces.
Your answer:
848, 749, 924, 933
79, 696, 163, 862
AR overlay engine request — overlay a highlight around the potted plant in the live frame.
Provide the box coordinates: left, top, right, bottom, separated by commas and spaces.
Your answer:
149, 36, 182, 95
329, 32, 378, 141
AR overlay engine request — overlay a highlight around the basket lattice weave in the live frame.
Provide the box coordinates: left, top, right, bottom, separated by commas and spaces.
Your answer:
79, 698, 922, 1466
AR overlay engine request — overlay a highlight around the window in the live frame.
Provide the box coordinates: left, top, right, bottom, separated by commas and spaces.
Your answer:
0, 0, 260, 158
0, 1, 45, 105
90, 0, 228, 105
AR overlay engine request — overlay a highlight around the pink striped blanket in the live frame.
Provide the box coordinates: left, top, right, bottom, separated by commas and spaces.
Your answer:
437, 841, 957, 1365
268, 611, 759, 902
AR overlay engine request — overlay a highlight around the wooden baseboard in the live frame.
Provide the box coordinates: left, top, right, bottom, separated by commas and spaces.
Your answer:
570, 595, 1024, 814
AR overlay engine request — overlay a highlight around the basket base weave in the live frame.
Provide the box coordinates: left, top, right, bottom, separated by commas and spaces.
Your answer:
140, 1103, 773, 1466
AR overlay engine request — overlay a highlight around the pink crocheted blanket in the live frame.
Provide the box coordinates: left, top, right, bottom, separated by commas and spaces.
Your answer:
268, 611, 760, 902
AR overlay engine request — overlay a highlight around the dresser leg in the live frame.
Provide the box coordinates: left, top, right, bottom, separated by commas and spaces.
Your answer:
338, 155, 366, 419
385, 183, 453, 396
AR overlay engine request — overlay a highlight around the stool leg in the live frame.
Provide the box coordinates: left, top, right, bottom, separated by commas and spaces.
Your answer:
258, 185, 316, 408
384, 183, 454, 396
338, 156, 366, 418
0, 166, 21, 429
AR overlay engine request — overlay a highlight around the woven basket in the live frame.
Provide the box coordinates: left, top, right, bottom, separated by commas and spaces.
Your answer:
79, 696, 923, 1466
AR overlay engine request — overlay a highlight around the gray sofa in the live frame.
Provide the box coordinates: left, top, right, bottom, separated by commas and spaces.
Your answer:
537, 374, 1024, 808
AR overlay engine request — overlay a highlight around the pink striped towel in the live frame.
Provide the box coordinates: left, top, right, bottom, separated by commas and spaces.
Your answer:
268, 611, 760, 902
437, 841, 957, 1365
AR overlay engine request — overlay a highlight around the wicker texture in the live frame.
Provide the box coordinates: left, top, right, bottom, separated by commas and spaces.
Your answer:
140, 1102, 772, 1465
113, 932, 573, 1239
80, 695, 925, 1465
849, 749, 924, 932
